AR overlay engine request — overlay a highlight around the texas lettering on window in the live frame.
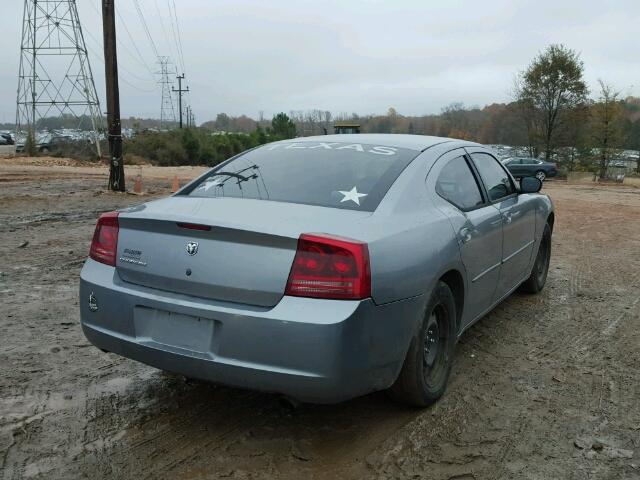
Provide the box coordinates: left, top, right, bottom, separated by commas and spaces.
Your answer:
266, 142, 398, 156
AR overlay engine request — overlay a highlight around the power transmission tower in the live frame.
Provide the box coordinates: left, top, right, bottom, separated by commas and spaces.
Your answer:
156, 56, 175, 129
172, 73, 188, 129
16, 0, 103, 156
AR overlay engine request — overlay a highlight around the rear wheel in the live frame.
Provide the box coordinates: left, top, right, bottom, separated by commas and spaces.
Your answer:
535, 170, 546, 182
520, 223, 551, 293
389, 281, 457, 407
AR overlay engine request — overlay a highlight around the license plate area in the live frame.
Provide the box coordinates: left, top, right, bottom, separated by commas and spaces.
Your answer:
133, 306, 215, 355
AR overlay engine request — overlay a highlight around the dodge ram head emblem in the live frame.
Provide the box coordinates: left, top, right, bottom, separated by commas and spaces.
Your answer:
186, 241, 199, 256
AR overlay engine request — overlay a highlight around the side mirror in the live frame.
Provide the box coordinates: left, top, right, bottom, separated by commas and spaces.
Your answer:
520, 176, 542, 193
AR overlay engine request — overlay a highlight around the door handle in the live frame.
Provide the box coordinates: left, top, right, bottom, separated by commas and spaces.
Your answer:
459, 227, 472, 244
503, 212, 512, 224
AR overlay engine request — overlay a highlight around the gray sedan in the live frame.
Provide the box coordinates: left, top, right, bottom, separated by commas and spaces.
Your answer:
80, 134, 554, 406
502, 157, 558, 181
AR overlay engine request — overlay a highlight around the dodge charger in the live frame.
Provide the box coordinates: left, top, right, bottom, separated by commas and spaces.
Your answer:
80, 134, 554, 406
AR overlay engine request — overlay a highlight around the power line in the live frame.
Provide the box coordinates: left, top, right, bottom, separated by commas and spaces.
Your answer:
83, 27, 154, 85
132, 0, 159, 58
154, 0, 181, 70
167, 0, 185, 73
115, 8, 154, 76
88, 0, 153, 76
172, 0, 186, 72
83, 39, 157, 94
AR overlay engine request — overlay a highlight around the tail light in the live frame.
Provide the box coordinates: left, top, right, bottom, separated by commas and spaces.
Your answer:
89, 211, 120, 266
285, 233, 371, 300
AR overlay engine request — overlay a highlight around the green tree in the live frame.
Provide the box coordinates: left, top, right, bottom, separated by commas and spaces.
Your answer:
271, 113, 297, 139
181, 128, 200, 163
215, 113, 231, 131
514, 44, 588, 159
251, 124, 267, 144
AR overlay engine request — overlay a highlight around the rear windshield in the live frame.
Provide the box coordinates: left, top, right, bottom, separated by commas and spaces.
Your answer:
184, 141, 420, 211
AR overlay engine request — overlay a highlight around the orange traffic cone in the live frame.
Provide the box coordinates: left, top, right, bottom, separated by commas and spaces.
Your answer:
171, 175, 180, 192
133, 174, 143, 194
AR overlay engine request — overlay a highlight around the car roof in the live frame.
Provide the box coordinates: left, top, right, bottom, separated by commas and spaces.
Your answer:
278, 134, 482, 152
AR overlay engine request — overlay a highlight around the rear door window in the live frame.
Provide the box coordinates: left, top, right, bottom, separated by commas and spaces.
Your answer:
471, 152, 516, 202
184, 141, 419, 211
436, 156, 484, 210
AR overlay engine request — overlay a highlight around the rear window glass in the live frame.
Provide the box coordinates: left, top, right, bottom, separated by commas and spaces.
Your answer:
184, 141, 419, 211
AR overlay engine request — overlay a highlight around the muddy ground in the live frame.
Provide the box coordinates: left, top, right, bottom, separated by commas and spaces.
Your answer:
1, 159, 639, 480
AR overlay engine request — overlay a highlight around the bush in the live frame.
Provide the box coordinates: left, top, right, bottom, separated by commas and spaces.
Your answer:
52, 139, 104, 162
24, 131, 37, 156
123, 127, 277, 167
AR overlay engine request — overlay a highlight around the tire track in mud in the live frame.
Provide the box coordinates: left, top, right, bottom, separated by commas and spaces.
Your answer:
76, 379, 281, 479
2, 209, 112, 229
525, 243, 639, 365
146, 395, 274, 477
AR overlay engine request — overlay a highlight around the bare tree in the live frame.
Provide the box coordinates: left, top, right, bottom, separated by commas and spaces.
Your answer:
591, 80, 625, 179
440, 102, 469, 138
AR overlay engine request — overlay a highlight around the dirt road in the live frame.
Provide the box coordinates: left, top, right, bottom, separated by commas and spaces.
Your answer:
1, 161, 639, 479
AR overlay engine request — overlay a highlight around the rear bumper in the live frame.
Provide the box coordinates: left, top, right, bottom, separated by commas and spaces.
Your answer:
79, 259, 424, 403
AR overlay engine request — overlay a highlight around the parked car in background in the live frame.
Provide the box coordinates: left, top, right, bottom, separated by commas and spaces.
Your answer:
0, 133, 14, 145
15, 134, 71, 153
80, 134, 554, 406
502, 157, 557, 181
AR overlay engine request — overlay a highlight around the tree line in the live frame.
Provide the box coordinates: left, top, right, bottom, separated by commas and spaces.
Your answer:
9, 44, 639, 174
124, 113, 297, 166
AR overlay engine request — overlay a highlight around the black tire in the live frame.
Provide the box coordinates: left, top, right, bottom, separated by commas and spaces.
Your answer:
535, 170, 546, 182
389, 281, 457, 407
40, 147, 50, 154
520, 223, 551, 293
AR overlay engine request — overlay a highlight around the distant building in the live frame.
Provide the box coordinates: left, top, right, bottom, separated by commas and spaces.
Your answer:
334, 123, 360, 134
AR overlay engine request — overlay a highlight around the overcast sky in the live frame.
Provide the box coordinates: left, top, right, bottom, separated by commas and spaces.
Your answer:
1, 0, 639, 124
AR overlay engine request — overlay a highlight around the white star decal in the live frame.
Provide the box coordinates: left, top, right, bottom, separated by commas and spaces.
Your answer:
339, 186, 368, 206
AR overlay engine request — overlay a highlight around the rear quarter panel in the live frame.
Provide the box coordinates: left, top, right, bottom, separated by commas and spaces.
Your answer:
368, 143, 465, 307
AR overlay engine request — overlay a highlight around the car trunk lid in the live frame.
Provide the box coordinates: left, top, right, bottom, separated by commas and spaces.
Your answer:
115, 196, 372, 307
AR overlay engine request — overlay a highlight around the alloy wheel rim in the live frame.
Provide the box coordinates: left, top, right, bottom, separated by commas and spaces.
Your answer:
536, 171, 546, 181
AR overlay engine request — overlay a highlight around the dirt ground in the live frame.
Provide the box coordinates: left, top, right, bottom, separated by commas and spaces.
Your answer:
1, 159, 639, 480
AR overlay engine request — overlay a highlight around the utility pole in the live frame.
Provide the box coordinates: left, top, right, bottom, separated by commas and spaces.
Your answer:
102, 0, 125, 191
172, 74, 188, 129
